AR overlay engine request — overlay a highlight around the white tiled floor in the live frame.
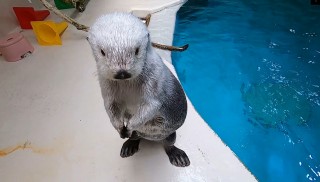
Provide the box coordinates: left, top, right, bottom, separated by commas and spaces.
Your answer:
0, 0, 256, 181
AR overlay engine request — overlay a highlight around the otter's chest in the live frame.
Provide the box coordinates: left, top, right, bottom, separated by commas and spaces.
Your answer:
113, 83, 142, 113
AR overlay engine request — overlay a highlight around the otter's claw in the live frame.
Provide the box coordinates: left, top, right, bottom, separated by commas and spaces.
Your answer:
120, 126, 132, 139
120, 126, 128, 139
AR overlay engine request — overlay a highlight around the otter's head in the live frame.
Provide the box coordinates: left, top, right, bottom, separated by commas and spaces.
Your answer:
87, 12, 150, 81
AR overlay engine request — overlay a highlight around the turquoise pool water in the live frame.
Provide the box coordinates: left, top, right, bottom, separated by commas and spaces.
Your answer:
172, 0, 320, 181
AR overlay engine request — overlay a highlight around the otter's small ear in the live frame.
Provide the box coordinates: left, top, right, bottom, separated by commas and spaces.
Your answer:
86, 37, 89, 41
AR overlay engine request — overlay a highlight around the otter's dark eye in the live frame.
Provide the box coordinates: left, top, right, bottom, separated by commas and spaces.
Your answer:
135, 48, 139, 56
101, 49, 105, 56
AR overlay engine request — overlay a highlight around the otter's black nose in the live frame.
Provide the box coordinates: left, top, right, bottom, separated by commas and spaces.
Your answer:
114, 70, 131, 80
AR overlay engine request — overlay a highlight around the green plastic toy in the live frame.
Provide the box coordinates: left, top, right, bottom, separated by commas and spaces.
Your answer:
54, 0, 74, 10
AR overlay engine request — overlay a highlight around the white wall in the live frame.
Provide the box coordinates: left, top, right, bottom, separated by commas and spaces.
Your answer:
0, 0, 44, 37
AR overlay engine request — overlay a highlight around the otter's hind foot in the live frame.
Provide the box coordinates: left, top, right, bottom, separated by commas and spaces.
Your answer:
120, 139, 140, 158
165, 146, 190, 167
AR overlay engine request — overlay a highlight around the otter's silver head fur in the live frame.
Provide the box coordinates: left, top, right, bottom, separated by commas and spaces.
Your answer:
88, 12, 150, 80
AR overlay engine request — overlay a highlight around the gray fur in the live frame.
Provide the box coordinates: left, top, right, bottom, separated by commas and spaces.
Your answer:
88, 12, 187, 141
88, 12, 190, 166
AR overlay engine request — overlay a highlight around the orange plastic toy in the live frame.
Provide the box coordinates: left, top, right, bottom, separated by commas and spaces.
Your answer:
31, 21, 68, 46
13, 7, 50, 29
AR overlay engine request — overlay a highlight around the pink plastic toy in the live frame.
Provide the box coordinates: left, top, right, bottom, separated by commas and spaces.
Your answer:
0, 32, 34, 62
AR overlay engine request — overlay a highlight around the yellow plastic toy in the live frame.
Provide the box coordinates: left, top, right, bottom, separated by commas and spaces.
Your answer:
30, 21, 68, 45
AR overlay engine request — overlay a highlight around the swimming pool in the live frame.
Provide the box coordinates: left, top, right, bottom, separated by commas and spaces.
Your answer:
172, 0, 320, 181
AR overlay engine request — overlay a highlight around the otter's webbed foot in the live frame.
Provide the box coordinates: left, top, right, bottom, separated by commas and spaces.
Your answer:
165, 146, 190, 167
120, 139, 140, 158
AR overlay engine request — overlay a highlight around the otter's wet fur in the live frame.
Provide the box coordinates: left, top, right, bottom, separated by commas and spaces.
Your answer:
87, 12, 190, 167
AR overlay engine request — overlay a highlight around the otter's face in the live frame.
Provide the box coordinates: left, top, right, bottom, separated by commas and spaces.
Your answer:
87, 13, 150, 80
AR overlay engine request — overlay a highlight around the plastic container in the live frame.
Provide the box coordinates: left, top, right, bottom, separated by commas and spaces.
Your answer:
0, 32, 34, 62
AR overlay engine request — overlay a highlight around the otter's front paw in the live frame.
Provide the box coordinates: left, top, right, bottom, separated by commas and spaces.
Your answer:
120, 126, 131, 139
